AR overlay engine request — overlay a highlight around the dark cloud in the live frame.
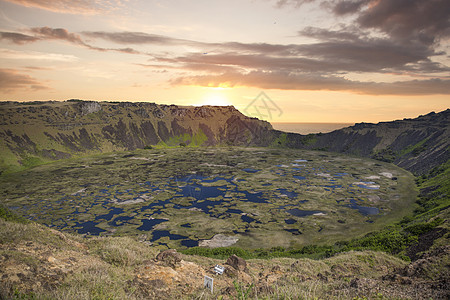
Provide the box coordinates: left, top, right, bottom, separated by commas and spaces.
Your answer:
81, 28, 448, 76
83, 31, 190, 46
29, 27, 146, 54
332, 0, 450, 46
332, 0, 370, 15
1, 3, 447, 96
173, 71, 450, 95
274, 0, 317, 8
30, 27, 89, 46
0, 68, 49, 92
138, 62, 239, 74
0, 32, 40, 44
0, 27, 142, 54
2, 0, 121, 15
153, 33, 447, 76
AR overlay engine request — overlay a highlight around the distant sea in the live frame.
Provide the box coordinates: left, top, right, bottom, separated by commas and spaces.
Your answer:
271, 123, 354, 135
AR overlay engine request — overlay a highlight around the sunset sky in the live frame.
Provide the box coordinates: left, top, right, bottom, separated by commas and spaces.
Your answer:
0, 0, 449, 123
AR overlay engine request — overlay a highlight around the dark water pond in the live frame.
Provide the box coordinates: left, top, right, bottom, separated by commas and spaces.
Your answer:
227, 208, 244, 214
150, 230, 187, 242
241, 214, 258, 223
96, 207, 124, 221
181, 239, 199, 247
12, 158, 385, 248
75, 221, 106, 235
242, 168, 260, 173
137, 218, 168, 231
284, 228, 302, 235
344, 199, 380, 216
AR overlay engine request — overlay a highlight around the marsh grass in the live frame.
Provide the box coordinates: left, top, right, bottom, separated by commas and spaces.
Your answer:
0, 147, 417, 250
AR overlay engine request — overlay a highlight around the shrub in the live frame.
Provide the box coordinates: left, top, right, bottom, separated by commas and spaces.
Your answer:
0, 204, 29, 224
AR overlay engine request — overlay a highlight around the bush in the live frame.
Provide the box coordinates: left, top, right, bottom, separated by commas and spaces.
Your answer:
404, 218, 443, 235
0, 204, 29, 224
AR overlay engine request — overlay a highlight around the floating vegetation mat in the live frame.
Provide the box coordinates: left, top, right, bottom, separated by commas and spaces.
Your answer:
0, 147, 416, 249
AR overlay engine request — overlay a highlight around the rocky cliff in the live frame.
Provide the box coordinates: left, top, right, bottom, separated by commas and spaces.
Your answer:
0, 100, 272, 173
0, 100, 448, 175
276, 109, 449, 175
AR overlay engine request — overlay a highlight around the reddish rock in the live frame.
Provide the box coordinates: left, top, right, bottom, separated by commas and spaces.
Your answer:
225, 254, 248, 272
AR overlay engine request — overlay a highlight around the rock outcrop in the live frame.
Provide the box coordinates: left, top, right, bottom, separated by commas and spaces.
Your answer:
225, 254, 248, 272
0, 100, 272, 173
0, 100, 447, 176
277, 109, 450, 175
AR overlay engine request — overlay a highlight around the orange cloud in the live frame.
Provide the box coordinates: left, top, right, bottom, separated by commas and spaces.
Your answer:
0, 68, 49, 92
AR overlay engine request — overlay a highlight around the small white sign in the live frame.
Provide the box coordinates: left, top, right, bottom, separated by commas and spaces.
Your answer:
214, 264, 225, 275
204, 275, 214, 293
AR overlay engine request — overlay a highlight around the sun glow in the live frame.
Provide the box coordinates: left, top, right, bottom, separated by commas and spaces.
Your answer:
198, 91, 232, 106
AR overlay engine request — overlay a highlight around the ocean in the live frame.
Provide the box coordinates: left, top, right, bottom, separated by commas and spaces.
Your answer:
271, 122, 354, 135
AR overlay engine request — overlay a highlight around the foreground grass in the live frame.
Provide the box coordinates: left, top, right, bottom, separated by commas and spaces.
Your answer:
0, 198, 448, 299
0, 214, 407, 299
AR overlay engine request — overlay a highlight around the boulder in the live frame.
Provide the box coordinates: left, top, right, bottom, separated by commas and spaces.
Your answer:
225, 254, 248, 272
156, 249, 182, 268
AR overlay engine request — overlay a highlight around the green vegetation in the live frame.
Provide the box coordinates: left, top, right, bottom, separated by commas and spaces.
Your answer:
0, 203, 29, 224
0, 156, 447, 299
20, 156, 45, 169
157, 130, 208, 148
233, 281, 254, 300
184, 159, 449, 261
0, 147, 417, 250
399, 138, 429, 157
372, 148, 396, 163
301, 133, 317, 146
270, 132, 287, 147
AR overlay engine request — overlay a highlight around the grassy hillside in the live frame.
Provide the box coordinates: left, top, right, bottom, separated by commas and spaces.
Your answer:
0, 101, 273, 174
0, 203, 447, 300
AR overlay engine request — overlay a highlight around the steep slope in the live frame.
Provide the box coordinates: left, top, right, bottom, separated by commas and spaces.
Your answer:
2, 100, 447, 176
0, 100, 272, 174
276, 109, 449, 175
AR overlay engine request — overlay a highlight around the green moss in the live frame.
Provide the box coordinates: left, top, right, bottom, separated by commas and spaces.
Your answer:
301, 134, 317, 146
20, 156, 45, 168
270, 132, 287, 147
372, 148, 396, 163
400, 138, 430, 157
0, 204, 29, 224
157, 130, 207, 148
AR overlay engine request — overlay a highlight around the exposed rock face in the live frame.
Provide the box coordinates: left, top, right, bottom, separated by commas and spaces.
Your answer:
279, 109, 450, 175
0, 101, 273, 173
0, 100, 447, 176
78, 101, 101, 115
